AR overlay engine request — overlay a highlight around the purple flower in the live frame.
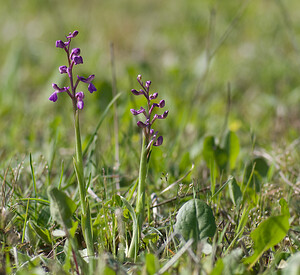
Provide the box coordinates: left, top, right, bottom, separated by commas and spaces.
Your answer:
76, 92, 85, 109
149, 93, 158, 100
130, 107, 146, 116
77, 75, 97, 93
159, 100, 165, 108
59, 65, 68, 74
145, 80, 151, 88
67, 30, 79, 39
49, 92, 58, 102
153, 136, 163, 146
137, 121, 148, 128
73, 56, 83, 65
71, 47, 81, 57
49, 84, 68, 102
52, 83, 68, 93
131, 89, 145, 96
56, 40, 65, 48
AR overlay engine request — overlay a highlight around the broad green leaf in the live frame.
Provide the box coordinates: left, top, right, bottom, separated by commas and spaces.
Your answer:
224, 131, 240, 170
244, 199, 290, 269
174, 199, 216, 244
228, 177, 242, 207
47, 186, 77, 229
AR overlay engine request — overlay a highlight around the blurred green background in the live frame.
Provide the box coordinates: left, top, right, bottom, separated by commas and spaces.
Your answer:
1, 0, 300, 186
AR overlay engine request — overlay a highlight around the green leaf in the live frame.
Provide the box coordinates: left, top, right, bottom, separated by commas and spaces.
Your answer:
25, 221, 38, 247
244, 157, 269, 192
145, 253, 159, 275
174, 199, 216, 244
30, 221, 52, 244
224, 131, 240, 170
120, 196, 138, 260
282, 252, 300, 275
47, 186, 77, 229
215, 147, 228, 171
203, 136, 215, 165
244, 199, 290, 269
228, 177, 242, 207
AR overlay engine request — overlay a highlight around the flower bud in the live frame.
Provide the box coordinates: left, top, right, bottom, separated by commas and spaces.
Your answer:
71, 48, 81, 56
159, 100, 165, 108
131, 89, 141, 96
162, 110, 169, 118
59, 65, 68, 74
56, 40, 65, 48
145, 80, 151, 88
154, 136, 163, 146
130, 107, 145, 115
149, 93, 158, 100
137, 121, 147, 128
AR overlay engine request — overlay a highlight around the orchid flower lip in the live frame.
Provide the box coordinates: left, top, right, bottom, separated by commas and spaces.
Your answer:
49, 92, 58, 102
73, 56, 83, 65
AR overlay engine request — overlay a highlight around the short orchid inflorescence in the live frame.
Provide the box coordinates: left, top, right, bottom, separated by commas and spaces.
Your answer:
49, 30, 97, 110
130, 75, 168, 149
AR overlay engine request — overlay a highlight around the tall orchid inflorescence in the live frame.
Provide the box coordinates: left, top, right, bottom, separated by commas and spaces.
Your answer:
130, 75, 169, 151
49, 31, 95, 259
128, 75, 168, 260
49, 30, 97, 110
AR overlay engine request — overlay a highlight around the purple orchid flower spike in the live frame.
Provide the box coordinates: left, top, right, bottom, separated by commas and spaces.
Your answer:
130, 74, 168, 148
49, 31, 97, 110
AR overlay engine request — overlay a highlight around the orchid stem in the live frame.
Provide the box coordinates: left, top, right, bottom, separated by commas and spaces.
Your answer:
128, 133, 149, 259
74, 110, 94, 259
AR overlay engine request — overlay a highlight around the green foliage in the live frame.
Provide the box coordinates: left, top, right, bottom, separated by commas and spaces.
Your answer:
203, 131, 240, 172
244, 157, 269, 193
174, 199, 216, 244
244, 199, 290, 269
48, 186, 77, 229
228, 177, 242, 207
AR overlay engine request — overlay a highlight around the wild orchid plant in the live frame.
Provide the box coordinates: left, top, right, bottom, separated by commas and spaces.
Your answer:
129, 75, 168, 259
49, 31, 96, 258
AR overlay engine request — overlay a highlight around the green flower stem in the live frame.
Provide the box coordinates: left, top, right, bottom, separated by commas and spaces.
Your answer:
128, 133, 149, 259
74, 110, 94, 258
